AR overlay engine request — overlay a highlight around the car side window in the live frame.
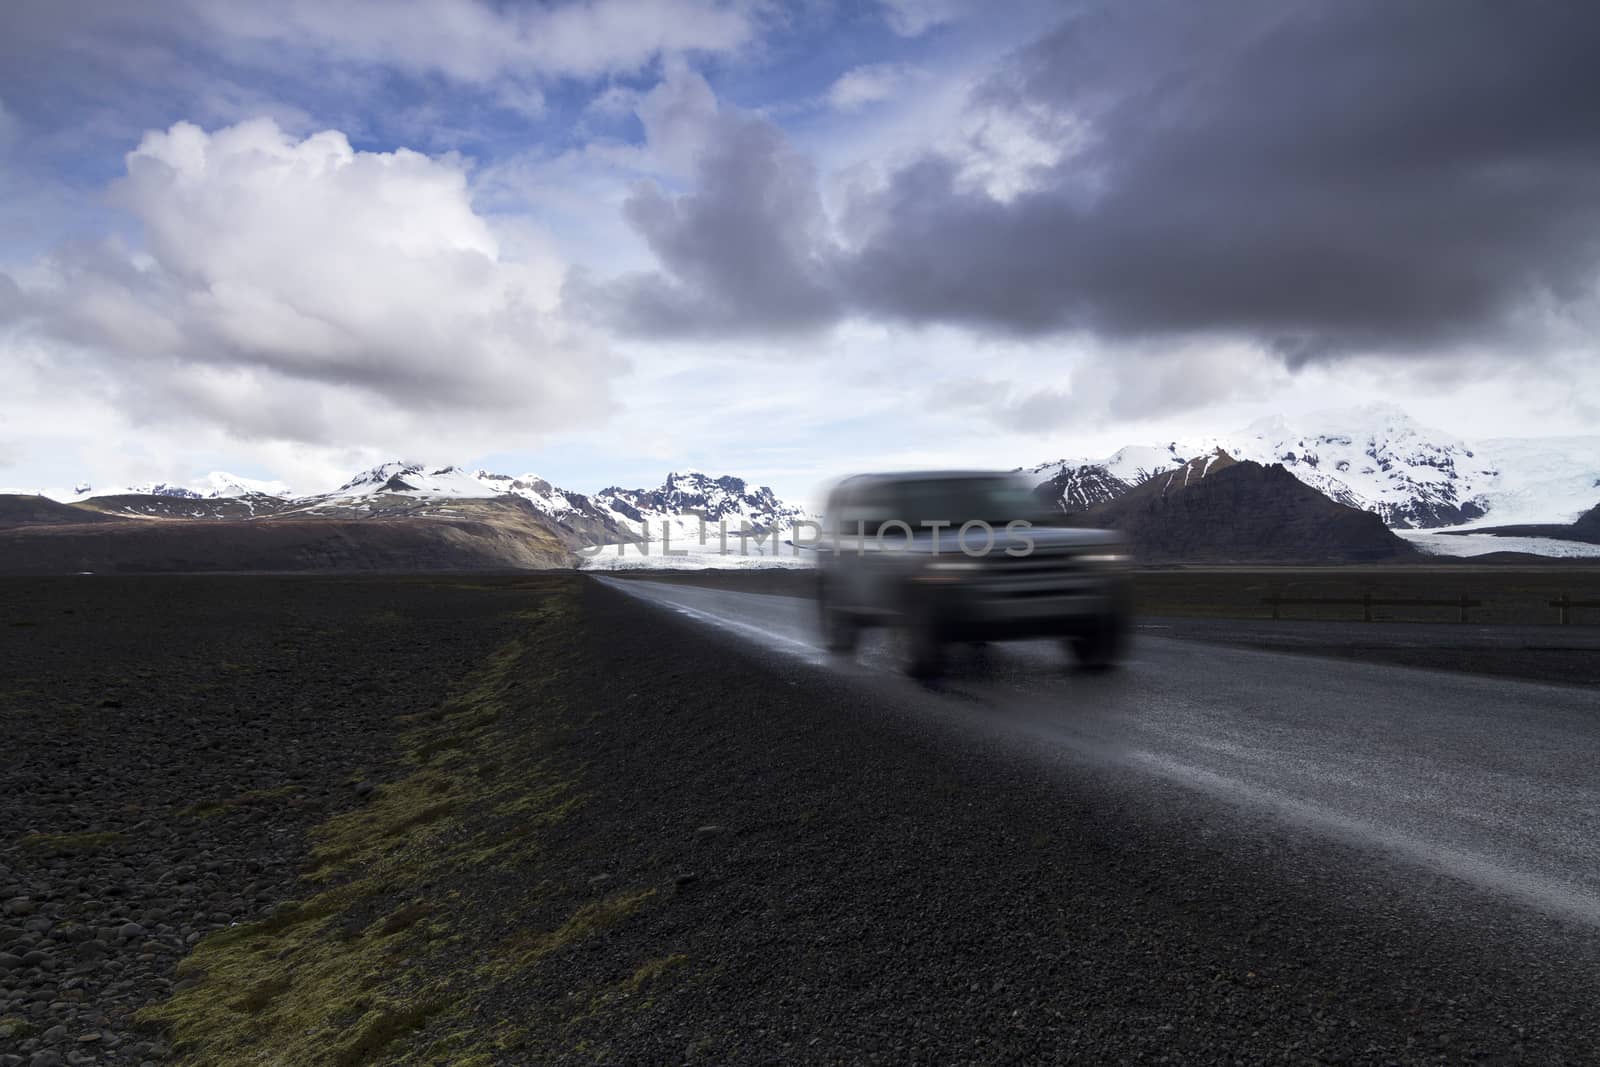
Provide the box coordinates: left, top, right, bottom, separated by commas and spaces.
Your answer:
834, 484, 889, 537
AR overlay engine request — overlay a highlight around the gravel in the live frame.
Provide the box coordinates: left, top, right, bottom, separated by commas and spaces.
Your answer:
0, 576, 531, 1065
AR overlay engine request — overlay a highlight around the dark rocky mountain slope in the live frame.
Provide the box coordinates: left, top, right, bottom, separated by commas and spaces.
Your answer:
1030, 463, 1137, 514
0, 494, 122, 530
1073, 451, 1417, 563
0, 497, 572, 574
75, 493, 293, 521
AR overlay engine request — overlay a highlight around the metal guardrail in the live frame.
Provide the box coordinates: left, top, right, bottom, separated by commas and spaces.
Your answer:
1262, 593, 1481, 623
1549, 596, 1600, 625
1263, 592, 1600, 624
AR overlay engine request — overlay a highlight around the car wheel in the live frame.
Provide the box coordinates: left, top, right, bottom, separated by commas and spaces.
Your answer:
819, 584, 859, 653
1067, 612, 1128, 669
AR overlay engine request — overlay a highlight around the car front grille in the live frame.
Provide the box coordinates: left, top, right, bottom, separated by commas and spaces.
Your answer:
974, 549, 1099, 597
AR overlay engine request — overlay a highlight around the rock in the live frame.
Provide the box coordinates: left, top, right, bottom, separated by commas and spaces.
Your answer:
4, 900, 35, 918
42, 1025, 68, 1042
694, 825, 727, 837
0, 953, 22, 970
28, 1052, 64, 1067
353, 781, 376, 799
116, 923, 143, 941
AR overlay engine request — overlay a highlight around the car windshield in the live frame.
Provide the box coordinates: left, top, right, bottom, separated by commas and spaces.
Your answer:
889, 477, 1051, 528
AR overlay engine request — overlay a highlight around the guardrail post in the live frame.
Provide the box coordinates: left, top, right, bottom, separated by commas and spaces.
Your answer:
1362, 591, 1372, 623
1458, 593, 1470, 624
1555, 594, 1571, 625
1269, 594, 1280, 621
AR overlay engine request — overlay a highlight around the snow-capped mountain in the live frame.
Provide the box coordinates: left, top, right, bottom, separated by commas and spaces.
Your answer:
596, 471, 805, 527
194, 472, 294, 498
11, 404, 1591, 547
314, 463, 804, 531
326, 462, 500, 501
1030, 405, 1599, 529
1198, 408, 1491, 527
9, 461, 808, 557
8, 482, 96, 503
122, 482, 205, 499
579, 471, 812, 568
25, 472, 293, 503
1077, 448, 1416, 562
1029, 445, 1192, 511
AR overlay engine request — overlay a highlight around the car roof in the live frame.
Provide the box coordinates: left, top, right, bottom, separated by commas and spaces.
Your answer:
837, 470, 1018, 486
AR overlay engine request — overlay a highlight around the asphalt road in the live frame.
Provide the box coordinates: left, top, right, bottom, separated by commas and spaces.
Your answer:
597, 576, 1600, 935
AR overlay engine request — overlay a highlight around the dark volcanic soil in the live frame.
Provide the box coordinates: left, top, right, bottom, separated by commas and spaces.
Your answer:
4, 575, 1599, 1065
0, 576, 538, 1065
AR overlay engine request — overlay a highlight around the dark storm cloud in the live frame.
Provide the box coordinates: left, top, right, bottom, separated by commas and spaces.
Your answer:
567, 110, 840, 337
596, 0, 1600, 358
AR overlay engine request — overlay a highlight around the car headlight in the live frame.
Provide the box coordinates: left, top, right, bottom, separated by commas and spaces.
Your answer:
1075, 552, 1131, 565
914, 559, 983, 583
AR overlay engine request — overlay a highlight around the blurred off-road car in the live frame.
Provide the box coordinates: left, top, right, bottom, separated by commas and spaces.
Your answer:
816, 471, 1131, 677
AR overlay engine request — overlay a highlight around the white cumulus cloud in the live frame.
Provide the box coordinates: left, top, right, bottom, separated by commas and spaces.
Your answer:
4, 118, 618, 451
826, 64, 914, 112
190, 0, 755, 83
879, 0, 964, 37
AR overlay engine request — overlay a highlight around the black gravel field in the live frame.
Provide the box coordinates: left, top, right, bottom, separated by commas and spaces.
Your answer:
3, 574, 1599, 1065
0, 576, 539, 1066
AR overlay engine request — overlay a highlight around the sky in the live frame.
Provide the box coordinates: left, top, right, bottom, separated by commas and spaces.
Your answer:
1, 0, 1597, 503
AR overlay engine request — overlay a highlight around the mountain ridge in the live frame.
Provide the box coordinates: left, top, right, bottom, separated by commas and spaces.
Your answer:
7, 407, 1596, 541
1029, 405, 1599, 528
3, 465, 810, 562
1070, 453, 1418, 563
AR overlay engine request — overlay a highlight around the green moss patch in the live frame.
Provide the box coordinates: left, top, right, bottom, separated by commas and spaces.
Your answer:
139, 878, 448, 1066
17, 829, 124, 853
499, 889, 658, 972
177, 783, 300, 819
137, 579, 641, 1066
626, 953, 688, 992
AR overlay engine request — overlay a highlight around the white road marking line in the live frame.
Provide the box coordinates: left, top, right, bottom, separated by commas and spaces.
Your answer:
600, 579, 830, 665
1128, 748, 1600, 929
